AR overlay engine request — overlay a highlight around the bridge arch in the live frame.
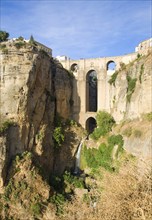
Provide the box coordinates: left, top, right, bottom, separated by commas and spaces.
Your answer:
86, 69, 98, 112
86, 117, 97, 134
106, 60, 116, 71
70, 63, 79, 72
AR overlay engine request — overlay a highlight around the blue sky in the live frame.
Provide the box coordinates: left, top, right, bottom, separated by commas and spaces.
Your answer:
1, 0, 151, 59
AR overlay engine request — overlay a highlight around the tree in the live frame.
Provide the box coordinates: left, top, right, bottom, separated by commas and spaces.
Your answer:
29, 35, 35, 44
18, 36, 24, 41
0, 30, 9, 42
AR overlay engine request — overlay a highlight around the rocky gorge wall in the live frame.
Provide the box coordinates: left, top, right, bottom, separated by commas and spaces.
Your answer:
0, 41, 75, 190
109, 51, 152, 162
109, 51, 152, 121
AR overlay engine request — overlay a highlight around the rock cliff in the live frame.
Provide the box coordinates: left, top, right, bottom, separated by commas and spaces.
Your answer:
109, 51, 152, 121
0, 40, 75, 190
108, 52, 152, 161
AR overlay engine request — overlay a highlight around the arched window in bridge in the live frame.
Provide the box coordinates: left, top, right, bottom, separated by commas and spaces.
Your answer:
107, 61, 116, 71
86, 70, 97, 112
70, 63, 79, 72
86, 117, 97, 134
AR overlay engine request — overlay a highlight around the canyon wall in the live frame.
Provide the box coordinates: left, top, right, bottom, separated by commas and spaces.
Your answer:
109, 52, 152, 162
0, 41, 73, 190
110, 52, 152, 121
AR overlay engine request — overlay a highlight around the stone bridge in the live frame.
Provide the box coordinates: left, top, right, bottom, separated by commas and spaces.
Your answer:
58, 38, 152, 132
60, 53, 137, 131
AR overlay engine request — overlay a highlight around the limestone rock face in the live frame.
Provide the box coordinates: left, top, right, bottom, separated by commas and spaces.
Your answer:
55, 68, 72, 119
0, 42, 72, 190
109, 52, 152, 122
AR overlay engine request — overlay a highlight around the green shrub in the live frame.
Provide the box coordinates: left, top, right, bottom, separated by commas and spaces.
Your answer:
139, 64, 144, 83
50, 175, 63, 192
137, 53, 142, 59
36, 130, 45, 142
0, 30, 9, 42
90, 127, 103, 140
29, 35, 35, 45
81, 135, 124, 172
17, 36, 24, 41
0, 44, 8, 54
3, 179, 14, 202
22, 151, 32, 159
50, 193, 65, 215
91, 111, 115, 139
14, 41, 26, 49
120, 62, 126, 70
0, 120, 16, 134
53, 114, 66, 148
53, 127, 64, 148
108, 71, 118, 86
81, 144, 112, 172
89, 168, 103, 180
144, 112, 152, 121
126, 75, 137, 102
65, 119, 76, 126
39, 49, 49, 57
20, 181, 28, 190
63, 171, 84, 189
0, 44, 6, 49
31, 203, 41, 216
2, 48, 8, 54
108, 134, 124, 157
108, 134, 124, 148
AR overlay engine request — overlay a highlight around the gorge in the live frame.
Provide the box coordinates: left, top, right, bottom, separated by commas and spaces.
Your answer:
0, 36, 151, 219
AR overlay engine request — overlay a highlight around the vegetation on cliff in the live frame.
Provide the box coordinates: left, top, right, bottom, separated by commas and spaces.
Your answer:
108, 71, 118, 86
126, 75, 137, 102
90, 111, 115, 140
0, 31, 9, 42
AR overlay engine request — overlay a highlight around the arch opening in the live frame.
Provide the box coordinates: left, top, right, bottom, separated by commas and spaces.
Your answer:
107, 61, 116, 71
86, 70, 97, 112
70, 63, 79, 72
86, 117, 97, 134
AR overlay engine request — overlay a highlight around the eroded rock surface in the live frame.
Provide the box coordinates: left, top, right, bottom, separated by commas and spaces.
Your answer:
0, 41, 73, 190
